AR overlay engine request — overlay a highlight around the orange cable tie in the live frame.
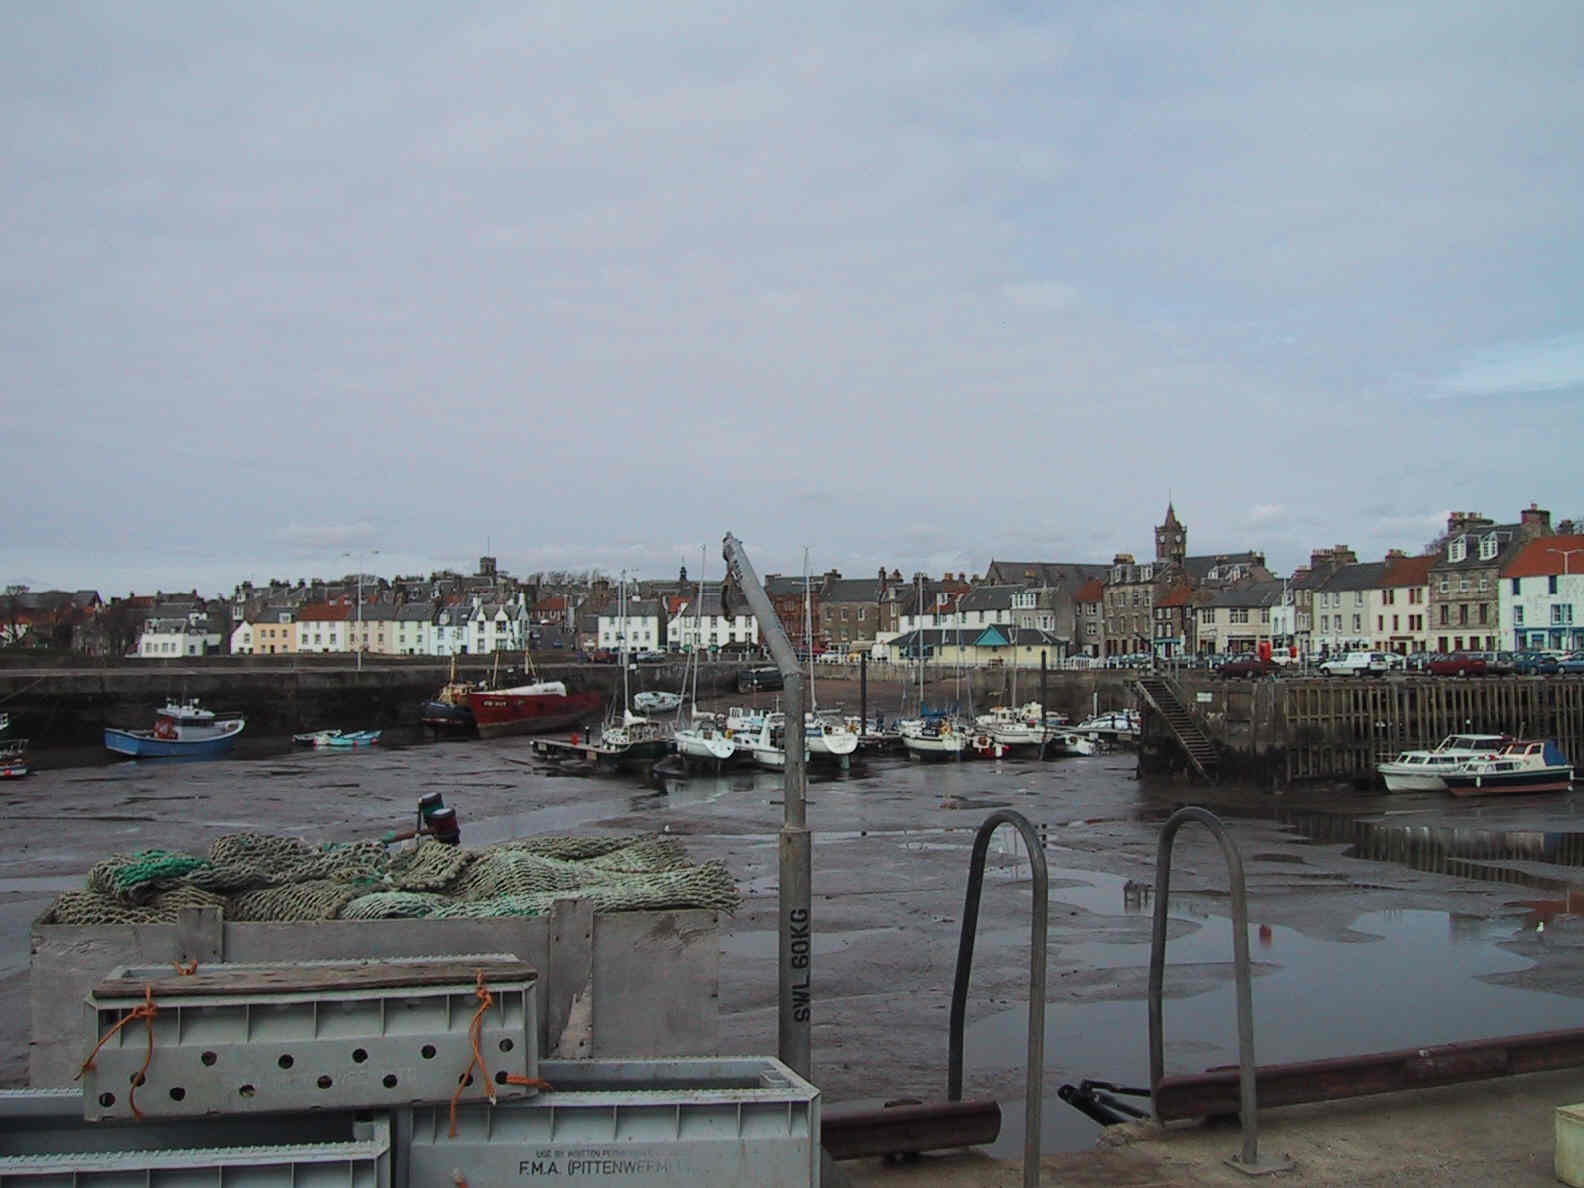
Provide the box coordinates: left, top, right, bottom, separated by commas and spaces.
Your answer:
448, 970, 496, 1138
76, 985, 158, 1120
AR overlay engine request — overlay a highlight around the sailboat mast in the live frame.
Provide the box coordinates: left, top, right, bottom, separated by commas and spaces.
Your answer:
804, 547, 816, 713
620, 571, 630, 712
693, 546, 705, 710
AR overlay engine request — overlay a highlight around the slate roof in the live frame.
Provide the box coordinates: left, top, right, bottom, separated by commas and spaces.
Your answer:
956, 585, 1021, 612
1183, 552, 1265, 581
823, 578, 885, 603
984, 560, 1109, 587
1430, 523, 1522, 571
1316, 563, 1389, 593
396, 602, 435, 622
1201, 581, 1284, 608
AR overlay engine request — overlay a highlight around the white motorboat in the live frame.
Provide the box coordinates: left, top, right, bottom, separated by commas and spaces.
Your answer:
1443, 739, 1573, 797
1075, 709, 1141, 739
977, 702, 1048, 751
674, 712, 739, 763
1377, 733, 1510, 792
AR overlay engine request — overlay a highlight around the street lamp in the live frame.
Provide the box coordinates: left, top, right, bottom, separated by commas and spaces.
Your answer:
1546, 547, 1584, 575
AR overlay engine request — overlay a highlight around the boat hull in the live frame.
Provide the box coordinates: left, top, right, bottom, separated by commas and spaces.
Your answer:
676, 732, 738, 762
104, 724, 242, 759
1378, 767, 1449, 792
420, 701, 475, 730
469, 690, 602, 739
1445, 767, 1573, 796
902, 734, 966, 759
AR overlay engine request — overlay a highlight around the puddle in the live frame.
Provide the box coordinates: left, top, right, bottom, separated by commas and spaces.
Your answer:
968, 881, 1571, 1156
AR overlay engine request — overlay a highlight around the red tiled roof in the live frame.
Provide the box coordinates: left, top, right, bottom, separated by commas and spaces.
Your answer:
1381, 554, 1435, 587
1504, 534, 1584, 579
1074, 578, 1104, 602
296, 602, 352, 622
535, 596, 568, 612
666, 595, 687, 615
1155, 583, 1195, 608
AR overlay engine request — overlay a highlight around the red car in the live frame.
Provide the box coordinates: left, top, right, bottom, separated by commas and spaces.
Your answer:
1427, 651, 1485, 677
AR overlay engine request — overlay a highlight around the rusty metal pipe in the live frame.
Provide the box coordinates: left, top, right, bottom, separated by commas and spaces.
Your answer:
1155, 1025, 1584, 1120
821, 1099, 1002, 1160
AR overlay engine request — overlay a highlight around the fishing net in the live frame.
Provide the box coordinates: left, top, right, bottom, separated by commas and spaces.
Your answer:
40, 832, 739, 926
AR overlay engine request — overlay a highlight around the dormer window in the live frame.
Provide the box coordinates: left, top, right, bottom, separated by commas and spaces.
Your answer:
1447, 538, 1467, 563
1478, 534, 1498, 561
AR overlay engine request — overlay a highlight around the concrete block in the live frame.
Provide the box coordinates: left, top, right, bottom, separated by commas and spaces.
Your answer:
1557, 1101, 1584, 1186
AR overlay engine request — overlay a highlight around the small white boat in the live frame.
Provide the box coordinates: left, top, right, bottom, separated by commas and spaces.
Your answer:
978, 702, 1049, 751
1075, 709, 1141, 739
901, 716, 967, 760
805, 715, 858, 760
674, 713, 738, 763
1377, 733, 1510, 792
1045, 730, 1100, 757
742, 712, 808, 770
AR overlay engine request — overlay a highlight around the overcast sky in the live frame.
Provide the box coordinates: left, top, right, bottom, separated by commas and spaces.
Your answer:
4, 2, 1580, 597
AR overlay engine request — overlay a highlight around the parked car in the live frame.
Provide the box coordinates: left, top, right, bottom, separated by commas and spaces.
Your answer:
1513, 651, 1561, 675
1427, 651, 1485, 677
1215, 655, 1278, 679
1319, 651, 1389, 677
1560, 652, 1584, 675
635, 650, 667, 663
1483, 651, 1517, 676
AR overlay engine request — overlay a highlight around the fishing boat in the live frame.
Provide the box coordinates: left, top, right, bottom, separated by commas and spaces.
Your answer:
104, 700, 244, 759
326, 729, 381, 748
420, 657, 478, 733
1442, 739, 1573, 797
1377, 733, 1510, 792
978, 702, 1048, 752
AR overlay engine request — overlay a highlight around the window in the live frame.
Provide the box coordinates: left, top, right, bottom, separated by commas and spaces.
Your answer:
859, 606, 867, 621
1392, 615, 1400, 631
1550, 576, 1560, 595
1439, 605, 1449, 626
1458, 604, 1468, 625
1478, 604, 1488, 624
1230, 608, 1249, 624
1458, 576, 1469, 592
1320, 615, 1330, 631
1377, 616, 1384, 631
1479, 535, 1498, 561
1354, 591, 1364, 606
1448, 539, 1467, 563
1513, 578, 1522, 595
1478, 575, 1487, 591
1554, 604, 1574, 625
1438, 578, 1448, 594
1200, 608, 1215, 624
1514, 606, 1525, 626
1352, 614, 1361, 632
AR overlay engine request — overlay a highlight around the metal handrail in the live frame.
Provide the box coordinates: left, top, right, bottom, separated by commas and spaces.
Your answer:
1147, 806, 1280, 1174
948, 810, 1048, 1188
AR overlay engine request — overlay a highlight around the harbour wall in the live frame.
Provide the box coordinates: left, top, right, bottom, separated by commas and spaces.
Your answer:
0, 657, 750, 748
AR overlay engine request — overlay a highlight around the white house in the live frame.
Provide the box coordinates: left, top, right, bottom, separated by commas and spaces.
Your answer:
599, 598, 665, 652
898, 585, 1020, 633
433, 602, 471, 656
666, 591, 760, 652
470, 596, 526, 654
1501, 534, 1584, 651
230, 619, 254, 655
393, 602, 434, 656
138, 610, 222, 658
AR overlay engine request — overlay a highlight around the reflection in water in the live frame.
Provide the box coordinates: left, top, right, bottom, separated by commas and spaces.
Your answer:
1283, 810, 1584, 897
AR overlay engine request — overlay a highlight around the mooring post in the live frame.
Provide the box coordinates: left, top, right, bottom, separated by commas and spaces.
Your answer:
860, 653, 868, 736
722, 533, 811, 1081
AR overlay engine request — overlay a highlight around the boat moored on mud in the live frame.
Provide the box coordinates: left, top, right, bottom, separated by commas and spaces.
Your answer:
104, 700, 244, 759
1443, 739, 1573, 797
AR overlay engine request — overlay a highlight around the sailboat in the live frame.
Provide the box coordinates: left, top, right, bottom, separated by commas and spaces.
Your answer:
673, 551, 738, 767
801, 552, 857, 765
595, 573, 672, 766
899, 578, 965, 760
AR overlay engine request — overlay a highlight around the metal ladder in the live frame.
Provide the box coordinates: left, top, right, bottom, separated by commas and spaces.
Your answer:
1148, 805, 1290, 1175
947, 810, 1048, 1188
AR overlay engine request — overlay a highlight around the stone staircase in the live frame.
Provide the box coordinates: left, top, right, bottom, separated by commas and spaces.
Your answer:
1133, 674, 1218, 783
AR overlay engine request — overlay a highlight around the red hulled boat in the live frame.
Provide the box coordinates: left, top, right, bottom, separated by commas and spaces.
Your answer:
468, 679, 602, 739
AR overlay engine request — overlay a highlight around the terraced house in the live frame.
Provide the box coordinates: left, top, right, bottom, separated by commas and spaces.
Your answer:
1427, 505, 1551, 653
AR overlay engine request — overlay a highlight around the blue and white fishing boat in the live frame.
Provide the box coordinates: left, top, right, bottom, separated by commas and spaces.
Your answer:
326, 729, 381, 748
104, 700, 244, 759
